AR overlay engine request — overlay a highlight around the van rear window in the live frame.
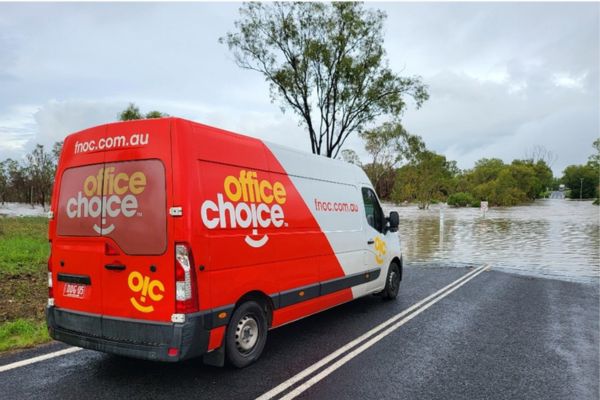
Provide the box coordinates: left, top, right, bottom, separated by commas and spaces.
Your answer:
56, 159, 167, 255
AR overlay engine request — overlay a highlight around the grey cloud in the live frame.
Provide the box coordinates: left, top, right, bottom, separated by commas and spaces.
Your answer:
385, 2, 599, 174
0, 2, 597, 176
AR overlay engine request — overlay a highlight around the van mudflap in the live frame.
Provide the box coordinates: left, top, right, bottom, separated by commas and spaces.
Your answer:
46, 306, 209, 362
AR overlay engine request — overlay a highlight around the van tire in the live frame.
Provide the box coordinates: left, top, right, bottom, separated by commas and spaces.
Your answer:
382, 262, 401, 300
225, 300, 268, 368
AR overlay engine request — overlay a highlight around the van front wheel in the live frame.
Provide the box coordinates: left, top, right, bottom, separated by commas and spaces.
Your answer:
225, 301, 268, 368
382, 262, 401, 300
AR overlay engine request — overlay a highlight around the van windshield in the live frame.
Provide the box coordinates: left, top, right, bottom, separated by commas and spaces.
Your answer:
56, 159, 167, 255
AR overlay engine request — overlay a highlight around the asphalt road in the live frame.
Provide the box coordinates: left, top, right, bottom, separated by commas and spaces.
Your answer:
1, 266, 598, 400
549, 191, 566, 199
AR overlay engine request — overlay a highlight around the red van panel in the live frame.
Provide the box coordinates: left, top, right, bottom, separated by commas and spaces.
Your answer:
47, 117, 397, 364
51, 119, 175, 322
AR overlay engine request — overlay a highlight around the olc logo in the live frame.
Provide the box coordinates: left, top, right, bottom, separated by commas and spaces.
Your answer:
374, 236, 387, 265
127, 271, 164, 313
200, 169, 287, 248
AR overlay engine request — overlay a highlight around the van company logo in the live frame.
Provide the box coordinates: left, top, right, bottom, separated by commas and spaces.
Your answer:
127, 271, 164, 313
200, 169, 287, 248
65, 167, 146, 234
374, 236, 386, 265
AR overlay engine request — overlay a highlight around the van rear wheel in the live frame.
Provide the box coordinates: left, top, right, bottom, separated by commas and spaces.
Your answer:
382, 262, 401, 300
225, 301, 268, 368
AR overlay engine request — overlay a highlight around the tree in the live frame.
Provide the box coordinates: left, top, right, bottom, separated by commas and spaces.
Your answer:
339, 149, 362, 166
562, 164, 598, 199
118, 103, 168, 121
118, 103, 143, 121
360, 121, 424, 199
52, 141, 63, 163
459, 158, 553, 205
0, 141, 63, 206
4, 158, 30, 204
531, 159, 554, 195
145, 110, 168, 119
26, 144, 55, 207
510, 160, 543, 200
393, 150, 455, 209
0, 161, 7, 204
525, 145, 557, 168
589, 138, 600, 167
469, 158, 506, 185
221, 2, 428, 158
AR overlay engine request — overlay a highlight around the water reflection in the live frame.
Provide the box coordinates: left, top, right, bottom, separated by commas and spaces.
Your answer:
383, 199, 600, 283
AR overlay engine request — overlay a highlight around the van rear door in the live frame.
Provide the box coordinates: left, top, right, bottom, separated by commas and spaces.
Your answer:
54, 119, 174, 323
99, 120, 173, 322
54, 125, 106, 316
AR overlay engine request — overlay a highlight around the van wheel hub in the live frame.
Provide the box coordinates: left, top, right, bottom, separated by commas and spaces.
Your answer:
235, 315, 259, 353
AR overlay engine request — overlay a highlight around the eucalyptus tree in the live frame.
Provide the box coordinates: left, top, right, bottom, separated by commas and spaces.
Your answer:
221, 2, 428, 158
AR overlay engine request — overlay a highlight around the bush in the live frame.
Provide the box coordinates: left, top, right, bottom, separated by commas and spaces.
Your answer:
447, 192, 475, 207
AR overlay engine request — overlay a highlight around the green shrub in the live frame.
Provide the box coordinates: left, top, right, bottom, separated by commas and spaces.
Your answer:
447, 192, 474, 207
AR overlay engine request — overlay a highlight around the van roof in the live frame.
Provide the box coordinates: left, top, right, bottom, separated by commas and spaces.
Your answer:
64, 117, 370, 186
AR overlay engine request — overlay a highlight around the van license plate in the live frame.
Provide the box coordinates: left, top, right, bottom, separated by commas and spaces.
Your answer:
63, 283, 87, 299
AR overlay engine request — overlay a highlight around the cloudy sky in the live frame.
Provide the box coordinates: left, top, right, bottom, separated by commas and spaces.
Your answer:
0, 2, 598, 175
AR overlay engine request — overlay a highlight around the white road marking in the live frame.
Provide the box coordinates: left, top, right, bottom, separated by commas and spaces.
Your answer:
256, 265, 489, 400
278, 265, 490, 399
0, 347, 81, 373
0, 266, 488, 379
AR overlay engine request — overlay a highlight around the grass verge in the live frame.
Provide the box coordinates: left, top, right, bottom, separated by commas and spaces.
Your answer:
0, 319, 49, 352
0, 217, 51, 353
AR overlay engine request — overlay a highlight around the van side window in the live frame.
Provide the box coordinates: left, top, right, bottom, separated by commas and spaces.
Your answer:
361, 187, 384, 232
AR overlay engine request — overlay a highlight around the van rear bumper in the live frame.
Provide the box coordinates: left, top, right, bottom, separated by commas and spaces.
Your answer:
46, 306, 210, 362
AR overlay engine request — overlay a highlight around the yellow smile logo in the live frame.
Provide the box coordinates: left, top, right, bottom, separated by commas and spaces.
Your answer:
127, 271, 164, 313
374, 236, 387, 265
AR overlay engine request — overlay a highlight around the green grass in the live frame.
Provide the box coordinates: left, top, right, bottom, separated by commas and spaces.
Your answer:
0, 319, 49, 352
0, 217, 51, 352
0, 217, 49, 276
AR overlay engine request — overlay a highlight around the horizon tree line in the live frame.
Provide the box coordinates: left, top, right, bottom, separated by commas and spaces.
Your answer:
0, 103, 596, 209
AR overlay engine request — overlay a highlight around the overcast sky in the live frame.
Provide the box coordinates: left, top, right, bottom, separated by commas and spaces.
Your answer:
0, 2, 598, 175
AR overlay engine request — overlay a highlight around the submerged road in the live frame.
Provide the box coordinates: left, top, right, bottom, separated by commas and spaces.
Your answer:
1, 266, 598, 400
549, 191, 566, 199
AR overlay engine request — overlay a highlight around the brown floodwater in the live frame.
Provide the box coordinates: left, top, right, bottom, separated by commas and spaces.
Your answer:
384, 199, 600, 283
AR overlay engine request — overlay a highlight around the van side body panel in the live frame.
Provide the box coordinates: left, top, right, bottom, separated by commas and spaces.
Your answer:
178, 121, 356, 329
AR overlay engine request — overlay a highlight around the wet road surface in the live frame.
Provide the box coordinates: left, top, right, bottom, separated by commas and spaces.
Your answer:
1, 266, 598, 400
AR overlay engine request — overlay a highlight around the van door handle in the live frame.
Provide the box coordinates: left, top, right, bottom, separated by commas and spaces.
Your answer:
105, 264, 126, 271
367, 239, 375, 245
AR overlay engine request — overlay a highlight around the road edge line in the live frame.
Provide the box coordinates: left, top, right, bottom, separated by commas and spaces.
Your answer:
0, 347, 81, 373
279, 265, 491, 400
256, 265, 488, 400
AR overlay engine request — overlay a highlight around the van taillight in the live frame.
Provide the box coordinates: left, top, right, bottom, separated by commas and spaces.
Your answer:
47, 243, 54, 306
175, 243, 198, 313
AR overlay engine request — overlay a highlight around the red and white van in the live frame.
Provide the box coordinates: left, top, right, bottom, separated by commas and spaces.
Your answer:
46, 117, 402, 367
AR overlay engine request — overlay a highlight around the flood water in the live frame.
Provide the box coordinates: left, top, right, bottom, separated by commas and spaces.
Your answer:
384, 199, 600, 284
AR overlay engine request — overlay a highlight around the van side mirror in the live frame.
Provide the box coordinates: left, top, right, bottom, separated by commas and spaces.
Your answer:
387, 211, 399, 233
